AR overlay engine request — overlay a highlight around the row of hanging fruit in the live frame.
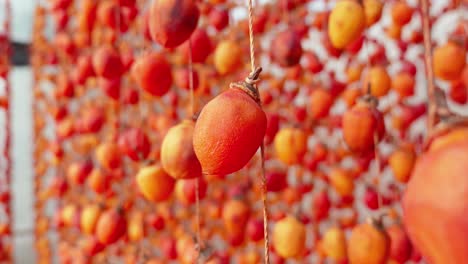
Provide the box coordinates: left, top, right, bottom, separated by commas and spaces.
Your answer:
31, 0, 467, 263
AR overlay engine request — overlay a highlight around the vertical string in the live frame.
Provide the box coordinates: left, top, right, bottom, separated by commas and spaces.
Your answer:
246, 0, 270, 263
189, 39, 195, 117
420, 0, 437, 132
247, 0, 256, 73
373, 132, 383, 210
188, 38, 202, 262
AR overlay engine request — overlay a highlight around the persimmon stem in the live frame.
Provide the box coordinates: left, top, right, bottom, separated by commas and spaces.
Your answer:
420, 0, 438, 133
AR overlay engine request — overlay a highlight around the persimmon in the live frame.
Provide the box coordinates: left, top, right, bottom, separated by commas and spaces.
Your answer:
342, 96, 385, 153
363, 0, 383, 26
274, 127, 308, 165
161, 120, 202, 179
174, 177, 207, 205
388, 145, 415, 183
96, 207, 127, 245
136, 165, 175, 202
149, 0, 199, 48
386, 224, 412, 264
131, 52, 173, 97
310, 88, 333, 119
271, 31, 303, 67
321, 226, 348, 262
403, 129, 468, 264
363, 66, 391, 97
329, 167, 354, 197
391, 1, 413, 26
80, 204, 102, 235
392, 71, 415, 99
214, 40, 242, 75
329, 0, 366, 49
118, 128, 150, 161
433, 41, 466, 81
95, 142, 121, 171
273, 215, 306, 258
222, 198, 250, 235
193, 86, 266, 176
348, 219, 390, 264
92, 46, 123, 80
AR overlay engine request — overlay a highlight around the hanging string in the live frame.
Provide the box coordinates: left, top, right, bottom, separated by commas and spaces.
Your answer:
246, 0, 270, 263
247, 0, 256, 73
189, 39, 195, 117
188, 38, 202, 263
420, 0, 437, 132
373, 132, 383, 210
194, 178, 202, 263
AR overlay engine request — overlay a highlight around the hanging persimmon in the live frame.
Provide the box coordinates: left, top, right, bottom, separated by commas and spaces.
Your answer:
273, 215, 306, 258
433, 40, 466, 81
193, 76, 267, 176
348, 218, 390, 264
95, 207, 127, 245
131, 52, 173, 97
161, 120, 202, 179
403, 127, 468, 264
136, 165, 175, 202
342, 95, 385, 154
328, 0, 366, 49
274, 127, 308, 165
149, 0, 199, 48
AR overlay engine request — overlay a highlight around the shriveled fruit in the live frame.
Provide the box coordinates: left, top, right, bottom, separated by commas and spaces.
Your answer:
193, 87, 266, 176
161, 120, 201, 179
329, 0, 366, 49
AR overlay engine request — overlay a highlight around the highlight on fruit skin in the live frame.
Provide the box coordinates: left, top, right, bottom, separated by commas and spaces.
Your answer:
193, 86, 267, 176
149, 0, 200, 48
328, 0, 366, 49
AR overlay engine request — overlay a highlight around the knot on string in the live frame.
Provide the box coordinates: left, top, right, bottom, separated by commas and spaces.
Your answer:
229, 67, 263, 104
